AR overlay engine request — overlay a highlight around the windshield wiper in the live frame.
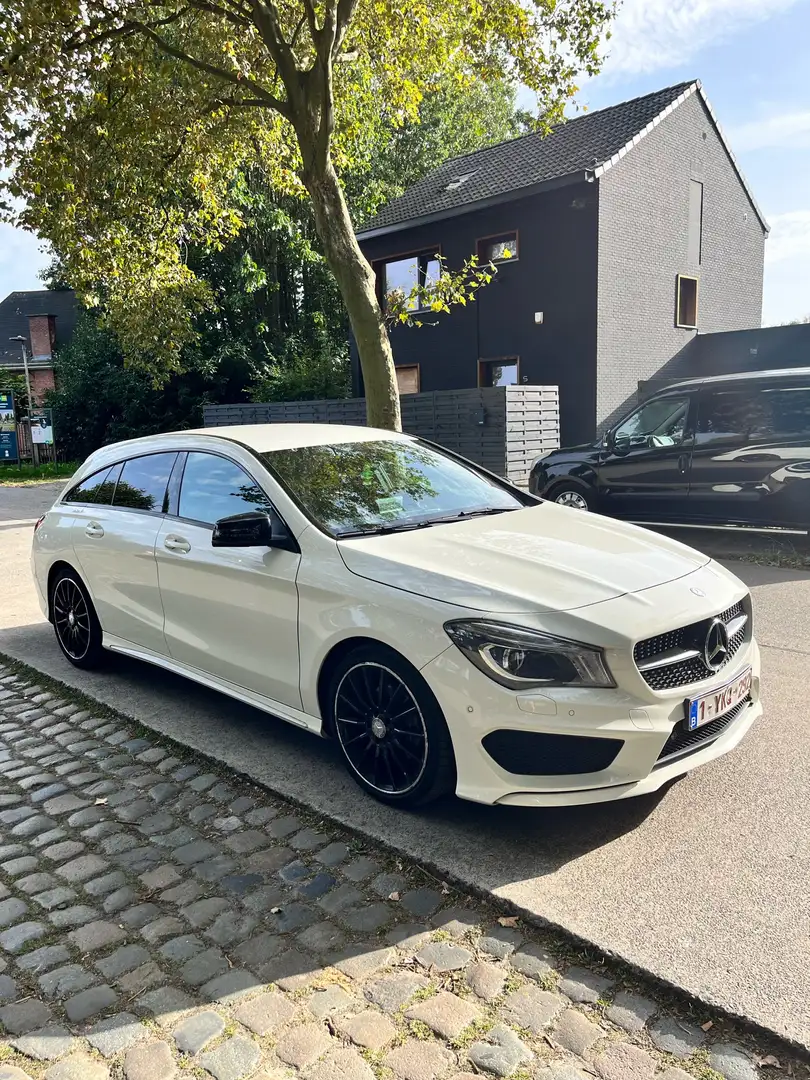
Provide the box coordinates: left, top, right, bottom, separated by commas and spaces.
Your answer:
338, 506, 518, 538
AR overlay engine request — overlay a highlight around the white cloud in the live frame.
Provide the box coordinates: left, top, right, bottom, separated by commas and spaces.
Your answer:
762, 210, 810, 324
727, 110, 810, 152
765, 209, 810, 265
602, 0, 802, 76
0, 223, 50, 302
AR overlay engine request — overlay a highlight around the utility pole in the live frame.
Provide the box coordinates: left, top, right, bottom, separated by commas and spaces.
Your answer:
9, 334, 37, 466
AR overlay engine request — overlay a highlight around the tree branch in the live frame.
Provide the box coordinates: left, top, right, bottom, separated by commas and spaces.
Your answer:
184, 0, 253, 29
136, 22, 290, 118
334, 0, 360, 54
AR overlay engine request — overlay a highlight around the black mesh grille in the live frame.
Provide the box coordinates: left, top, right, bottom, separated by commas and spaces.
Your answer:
653, 697, 751, 768
634, 601, 748, 691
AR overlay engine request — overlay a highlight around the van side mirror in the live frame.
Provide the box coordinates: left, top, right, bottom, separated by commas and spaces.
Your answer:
212, 510, 297, 552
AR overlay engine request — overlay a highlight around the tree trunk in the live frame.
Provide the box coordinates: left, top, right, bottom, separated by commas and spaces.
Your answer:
304, 161, 402, 431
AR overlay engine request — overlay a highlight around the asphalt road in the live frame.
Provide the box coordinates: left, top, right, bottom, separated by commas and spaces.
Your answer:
2, 481, 809, 1050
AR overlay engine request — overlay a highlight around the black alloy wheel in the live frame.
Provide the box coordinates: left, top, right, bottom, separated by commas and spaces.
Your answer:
52, 569, 105, 669
330, 645, 455, 807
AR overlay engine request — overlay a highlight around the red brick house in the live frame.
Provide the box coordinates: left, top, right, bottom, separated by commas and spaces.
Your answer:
0, 289, 79, 402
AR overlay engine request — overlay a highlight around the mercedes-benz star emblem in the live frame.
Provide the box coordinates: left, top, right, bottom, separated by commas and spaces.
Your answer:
703, 618, 730, 671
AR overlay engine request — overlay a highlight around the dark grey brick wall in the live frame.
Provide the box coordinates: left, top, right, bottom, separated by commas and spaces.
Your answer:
596, 88, 766, 430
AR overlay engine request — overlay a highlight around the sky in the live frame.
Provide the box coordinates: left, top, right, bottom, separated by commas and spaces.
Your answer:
1, 0, 809, 325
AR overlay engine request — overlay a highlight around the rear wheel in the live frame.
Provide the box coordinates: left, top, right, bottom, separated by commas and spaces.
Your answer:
51, 568, 105, 670
548, 481, 594, 511
328, 644, 456, 808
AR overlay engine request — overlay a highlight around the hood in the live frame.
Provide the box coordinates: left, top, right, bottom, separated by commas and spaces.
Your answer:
338, 504, 710, 613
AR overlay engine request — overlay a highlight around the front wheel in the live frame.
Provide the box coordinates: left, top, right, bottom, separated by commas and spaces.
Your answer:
548, 482, 594, 511
328, 644, 456, 808
51, 568, 105, 670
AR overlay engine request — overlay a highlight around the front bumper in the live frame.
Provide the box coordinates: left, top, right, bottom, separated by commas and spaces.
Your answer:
421, 636, 762, 806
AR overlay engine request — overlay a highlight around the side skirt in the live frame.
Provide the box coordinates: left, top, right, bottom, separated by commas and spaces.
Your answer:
102, 634, 324, 736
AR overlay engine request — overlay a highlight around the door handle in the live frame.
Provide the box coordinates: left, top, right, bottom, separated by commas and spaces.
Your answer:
85, 522, 104, 538
678, 453, 690, 474
164, 536, 191, 554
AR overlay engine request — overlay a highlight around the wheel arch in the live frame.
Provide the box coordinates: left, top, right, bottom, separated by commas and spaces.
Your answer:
46, 560, 85, 623
544, 474, 596, 501
316, 636, 434, 739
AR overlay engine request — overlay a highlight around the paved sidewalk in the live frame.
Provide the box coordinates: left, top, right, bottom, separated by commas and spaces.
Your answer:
0, 665, 802, 1080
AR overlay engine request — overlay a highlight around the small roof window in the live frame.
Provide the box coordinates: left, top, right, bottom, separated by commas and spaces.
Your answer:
443, 172, 475, 192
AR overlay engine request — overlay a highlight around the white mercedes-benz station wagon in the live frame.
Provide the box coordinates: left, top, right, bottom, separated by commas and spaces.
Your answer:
31, 424, 761, 808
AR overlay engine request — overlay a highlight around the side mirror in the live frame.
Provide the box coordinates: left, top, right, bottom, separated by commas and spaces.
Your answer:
612, 433, 632, 454
212, 510, 297, 552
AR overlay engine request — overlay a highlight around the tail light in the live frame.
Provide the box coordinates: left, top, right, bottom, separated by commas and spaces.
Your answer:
33, 516, 45, 533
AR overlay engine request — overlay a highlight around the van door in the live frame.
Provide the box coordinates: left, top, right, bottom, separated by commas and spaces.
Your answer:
596, 393, 695, 521
688, 380, 810, 528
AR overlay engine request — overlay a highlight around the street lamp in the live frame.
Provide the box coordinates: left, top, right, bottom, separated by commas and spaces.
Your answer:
9, 334, 37, 465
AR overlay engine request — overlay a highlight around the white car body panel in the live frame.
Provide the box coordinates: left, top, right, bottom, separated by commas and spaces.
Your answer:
31, 423, 763, 807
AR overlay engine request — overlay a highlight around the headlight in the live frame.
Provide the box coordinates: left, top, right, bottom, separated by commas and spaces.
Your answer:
444, 620, 615, 689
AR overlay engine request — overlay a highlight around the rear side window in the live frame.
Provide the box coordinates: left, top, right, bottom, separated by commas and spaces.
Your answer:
178, 452, 271, 525
113, 453, 177, 514
765, 386, 810, 439
64, 464, 121, 505
698, 385, 810, 442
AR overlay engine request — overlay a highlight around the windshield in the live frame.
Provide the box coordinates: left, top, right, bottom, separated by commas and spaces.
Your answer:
263, 439, 526, 537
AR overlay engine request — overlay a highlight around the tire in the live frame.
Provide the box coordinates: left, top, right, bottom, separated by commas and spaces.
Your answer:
327, 643, 456, 808
51, 567, 106, 670
547, 481, 594, 511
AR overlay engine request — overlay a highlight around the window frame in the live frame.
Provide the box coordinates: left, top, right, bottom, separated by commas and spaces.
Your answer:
377, 247, 442, 314
395, 364, 421, 395
478, 356, 520, 388
171, 448, 277, 530
476, 230, 519, 265
676, 274, 699, 329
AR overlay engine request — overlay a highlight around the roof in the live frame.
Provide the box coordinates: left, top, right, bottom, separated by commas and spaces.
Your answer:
358, 81, 768, 239
0, 289, 79, 367
185, 423, 408, 452
655, 366, 810, 393
82, 424, 410, 464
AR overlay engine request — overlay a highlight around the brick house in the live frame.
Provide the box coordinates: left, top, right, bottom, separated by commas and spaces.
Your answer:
0, 289, 79, 402
356, 81, 768, 444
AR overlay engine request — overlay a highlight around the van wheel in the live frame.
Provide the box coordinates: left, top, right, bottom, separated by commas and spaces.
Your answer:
328, 643, 456, 808
548, 482, 594, 511
51, 568, 105, 670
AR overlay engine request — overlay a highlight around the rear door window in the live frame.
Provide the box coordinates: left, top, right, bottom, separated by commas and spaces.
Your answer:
696, 389, 769, 443
113, 453, 177, 514
64, 463, 121, 505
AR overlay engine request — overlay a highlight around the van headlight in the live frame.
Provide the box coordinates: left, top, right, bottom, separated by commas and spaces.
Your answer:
444, 620, 615, 689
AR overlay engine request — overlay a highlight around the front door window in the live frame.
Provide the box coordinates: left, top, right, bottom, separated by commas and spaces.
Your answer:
613, 396, 690, 450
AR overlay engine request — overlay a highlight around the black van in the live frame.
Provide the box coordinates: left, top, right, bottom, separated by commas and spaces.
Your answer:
529, 368, 810, 531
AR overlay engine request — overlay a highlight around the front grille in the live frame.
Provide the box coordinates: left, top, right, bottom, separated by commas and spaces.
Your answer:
634, 600, 749, 691
653, 697, 751, 768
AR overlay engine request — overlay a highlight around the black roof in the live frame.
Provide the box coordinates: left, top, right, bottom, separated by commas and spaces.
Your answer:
659, 365, 810, 393
358, 80, 766, 238
0, 289, 79, 367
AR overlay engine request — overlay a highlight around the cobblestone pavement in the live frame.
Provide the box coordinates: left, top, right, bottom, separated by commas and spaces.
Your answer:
0, 665, 804, 1080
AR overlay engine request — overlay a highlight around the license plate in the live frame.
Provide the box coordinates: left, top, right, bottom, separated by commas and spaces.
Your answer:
685, 668, 752, 731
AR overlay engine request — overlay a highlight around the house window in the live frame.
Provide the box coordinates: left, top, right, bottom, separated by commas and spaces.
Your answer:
396, 365, 420, 395
479, 358, 519, 387
478, 232, 518, 264
687, 180, 704, 265
676, 275, 699, 329
381, 252, 440, 311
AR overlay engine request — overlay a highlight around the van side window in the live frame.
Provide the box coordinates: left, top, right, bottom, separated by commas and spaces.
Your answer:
763, 387, 810, 439
613, 396, 690, 448
698, 386, 810, 442
696, 390, 768, 441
